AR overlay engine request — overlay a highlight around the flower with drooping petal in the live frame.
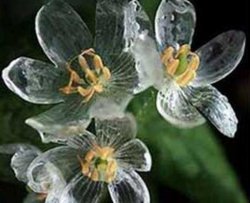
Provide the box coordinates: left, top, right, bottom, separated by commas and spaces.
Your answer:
13, 115, 151, 203
124, 0, 246, 137
0, 144, 66, 203
2, 0, 146, 143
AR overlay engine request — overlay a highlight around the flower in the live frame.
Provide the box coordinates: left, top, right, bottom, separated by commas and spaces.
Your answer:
1, 115, 152, 203
0, 144, 65, 203
124, 0, 246, 137
1, 0, 145, 143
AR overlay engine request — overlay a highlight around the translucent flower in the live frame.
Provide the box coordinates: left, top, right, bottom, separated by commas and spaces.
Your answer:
2, 0, 144, 143
124, 0, 246, 137
0, 144, 65, 203
14, 115, 151, 203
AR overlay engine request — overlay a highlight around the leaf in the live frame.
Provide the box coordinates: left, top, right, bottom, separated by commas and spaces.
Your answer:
129, 89, 247, 203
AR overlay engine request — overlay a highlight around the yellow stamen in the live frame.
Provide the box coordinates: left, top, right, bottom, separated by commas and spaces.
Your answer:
162, 44, 200, 87
78, 146, 117, 183
59, 48, 112, 102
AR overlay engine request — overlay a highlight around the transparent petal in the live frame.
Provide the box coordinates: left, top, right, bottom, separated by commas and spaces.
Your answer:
2, 57, 66, 104
184, 85, 238, 137
115, 139, 152, 172
66, 132, 96, 151
27, 146, 79, 193
25, 96, 92, 143
95, 114, 137, 149
192, 30, 246, 86
155, 0, 196, 51
59, 173, 105, 203
123, 1, 164, 92
0, 144, 41, 183
36, 0, 92, 64
108, 169, 150, 203
156, 81, 205, 128
94, 0, 130, 63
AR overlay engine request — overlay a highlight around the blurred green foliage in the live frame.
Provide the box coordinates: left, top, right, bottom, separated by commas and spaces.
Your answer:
0, 0, 247, 202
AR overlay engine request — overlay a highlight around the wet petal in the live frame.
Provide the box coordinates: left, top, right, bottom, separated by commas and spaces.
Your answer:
184, 85, 238, 137
155, 0, 196, 51
193, 30, 246, 86
123, 1, 164, 92
27, 146, 79, 193
36, 0, 92, 64
25, 96, 92, 143
2, 57, 66, 104
60, 173, 105, 203
0, 144, 41, 183
66, 132, 96, 151
108, 170, 150, 203
116, 139, 152, 172
156, 81, 205, 128
95, 0, 130, 62
95, 114, 137, 149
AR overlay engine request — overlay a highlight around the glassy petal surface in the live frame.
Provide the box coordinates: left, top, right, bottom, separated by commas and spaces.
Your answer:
2, 57, 66, 104
108, 170, 150, 203
36, 0, 92, 64
116, 139, 152, 172
25, 96, 92, 143
156, 81, 205, 128
193, 30, 246, 86
95, 0, 130, 62
0, 144, 41, 183
184, 85, 238, 137
124, 1, 164, 92
60, 173, 104, 203
155, 0, 196, 51
94, 114, 137, 150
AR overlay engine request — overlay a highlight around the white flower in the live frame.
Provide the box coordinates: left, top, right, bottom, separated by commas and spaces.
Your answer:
1, 0, 147, 143
0, 144, 65, 203
1, 115, 152, 203
124, 0, 246, 137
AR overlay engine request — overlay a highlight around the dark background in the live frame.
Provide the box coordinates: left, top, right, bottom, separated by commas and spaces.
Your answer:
0, 0, 248, 202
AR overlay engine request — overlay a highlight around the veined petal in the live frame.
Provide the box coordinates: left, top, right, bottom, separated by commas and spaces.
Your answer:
192, 30, 246, 86
94, 0, 130, 62
124, 1, 164, 92
60, 173, 105, 203
25, 96, 92, 143
184, 85, 238, 137
156, 81, 205, 128
108, 170, 150, 203
95, 114, 137, 150
0, 144, 41, 183
36, 0, 92, 64
115, 139, 152, 172
27, 146, 79, 193
155, 0, 196, 51
2, 57, 66, 104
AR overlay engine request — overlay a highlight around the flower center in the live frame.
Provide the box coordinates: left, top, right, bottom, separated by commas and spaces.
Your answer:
78, 145, 117, 183
60, 48, 111, 102
161, 44, 200, 87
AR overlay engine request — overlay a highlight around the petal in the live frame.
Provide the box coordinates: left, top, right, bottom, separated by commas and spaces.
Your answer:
184, 85, 238, 137
115, 139, 152, 172
2, 57, 66, 104
59, 173, 105, 203
94, 0, 130, 62
27, 146, 79, 193
0, 144, 41, 183
155, 0, 196, 51
156, 81, 205, 128
192, 30, 246, 86
23, 193, 43, 203
25, 96, 92, 143
36, 0, 93, 64
95, 114, 137, 149
108, 170, 150, 203
123, 1, 164, 92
